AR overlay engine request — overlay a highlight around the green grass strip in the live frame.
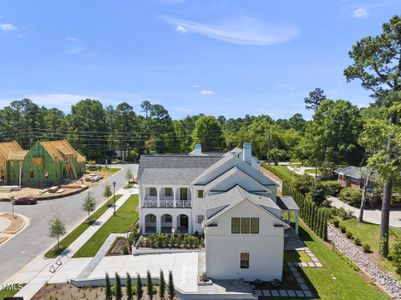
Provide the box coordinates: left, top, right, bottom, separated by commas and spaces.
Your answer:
73, 194, 138, 258
298, 220, 389, 299
44, 194, 122, 258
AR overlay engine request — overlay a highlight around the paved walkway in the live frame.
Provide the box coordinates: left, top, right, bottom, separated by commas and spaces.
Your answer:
9, 186, 138, 299
329, 196, 401, 228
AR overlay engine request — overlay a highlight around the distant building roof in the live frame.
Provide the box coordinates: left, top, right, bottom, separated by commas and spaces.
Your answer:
0, 141, 23, 161
335, 166, 376, 180
137, 154, 223, 185
39, 140, 86, 163
7, 150, 28, 161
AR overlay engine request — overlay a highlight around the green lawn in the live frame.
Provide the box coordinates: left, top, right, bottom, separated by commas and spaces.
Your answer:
73, 194, 138, 257
297, 220, 388, 299
99, 167, 121, 173
263, 164, 299, 185
0, 285, 24, 300
340, 218, 401, 279
45, 194, 122, 258
284, 250, 311, 263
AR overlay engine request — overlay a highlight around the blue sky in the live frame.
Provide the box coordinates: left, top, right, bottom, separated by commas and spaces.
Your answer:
0, 0, 400, 119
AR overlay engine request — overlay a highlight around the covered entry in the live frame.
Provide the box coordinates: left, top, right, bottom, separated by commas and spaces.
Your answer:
276, 196, 299, 234
177, 214, 189, 233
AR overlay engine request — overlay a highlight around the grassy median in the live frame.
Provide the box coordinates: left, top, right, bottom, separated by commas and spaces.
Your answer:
44, 194, 122, 258
73, 194, 138, 257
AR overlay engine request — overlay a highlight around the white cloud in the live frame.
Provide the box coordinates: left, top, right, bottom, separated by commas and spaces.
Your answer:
176, 25, 188, 33
0, 23, 16, 31
66, 46, 86, 55
201, 90, 214, 95
192, 84, 200, 88
352, 8, 368, 18
164, 16, 299, 46
66, 36, 78, 42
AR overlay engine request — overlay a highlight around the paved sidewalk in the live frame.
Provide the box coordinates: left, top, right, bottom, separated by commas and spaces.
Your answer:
329, 196, 401, 228
10, 186, 138, 299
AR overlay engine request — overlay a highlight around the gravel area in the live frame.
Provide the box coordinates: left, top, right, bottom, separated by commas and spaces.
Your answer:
328, 224, 401, 299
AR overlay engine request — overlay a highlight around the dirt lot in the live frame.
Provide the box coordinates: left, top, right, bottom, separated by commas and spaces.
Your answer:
32, 283, 165, 300
0, 168, 121, 201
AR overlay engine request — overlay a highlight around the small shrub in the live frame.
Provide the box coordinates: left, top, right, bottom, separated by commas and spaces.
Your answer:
332, 218, 340, 228
123, 245, 129, 255
354, 237, 362, 246
346, 231, 353, 239
340, 225, 347, 233
340, 187, 362, 207
391, 242, 401, 275
200, 272, 208, 282
362, 244, 371, 253
320, 180, 342, 196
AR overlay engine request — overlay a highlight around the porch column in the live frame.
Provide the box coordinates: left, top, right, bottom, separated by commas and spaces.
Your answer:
156, 215, 161, 233
188, 215, 193, 234
174, 188, 178, 208
172, 213, 177, 232
157, 187, 161, 208
295, 211, 299, 234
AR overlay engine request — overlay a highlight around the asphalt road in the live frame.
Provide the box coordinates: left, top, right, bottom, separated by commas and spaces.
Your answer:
0, 164, 138, 283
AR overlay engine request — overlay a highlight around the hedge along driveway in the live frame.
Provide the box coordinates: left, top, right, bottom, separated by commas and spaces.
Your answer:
45, 194, 122, 258
298, 220, 389, 299
73, 194, 138, 257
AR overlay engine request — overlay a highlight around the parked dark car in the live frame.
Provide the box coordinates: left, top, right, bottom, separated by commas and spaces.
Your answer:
13, 196, 37, 205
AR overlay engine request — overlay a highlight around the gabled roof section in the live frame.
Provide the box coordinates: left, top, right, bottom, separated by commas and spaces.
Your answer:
39, 140, 86, 162
0, 141, 23, 160
203, 185, 287, 227
8, 150, 28, 161
192, 154, 276, 187
204, 166, 271, 194
276, 196, 299, 211
137, 154, 223, 185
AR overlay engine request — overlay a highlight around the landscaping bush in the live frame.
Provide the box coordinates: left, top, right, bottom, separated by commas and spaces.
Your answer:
332, 218, 340, 228
320, 180, 342, 196
346, 231, 353, 239
293, 175, 315, 195
340, 187, 362, 207
391, 242, 401, 275
354, 237, 362, 246
329, 207, 351, 220
362, 244, 371, 253
340, 225, 347, 233
139, 233, 203, 249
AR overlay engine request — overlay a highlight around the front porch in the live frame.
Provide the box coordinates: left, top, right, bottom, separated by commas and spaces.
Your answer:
142, 210, 193, 234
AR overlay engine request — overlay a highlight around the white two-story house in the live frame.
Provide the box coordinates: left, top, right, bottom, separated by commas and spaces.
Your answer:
137, 143, 299, 280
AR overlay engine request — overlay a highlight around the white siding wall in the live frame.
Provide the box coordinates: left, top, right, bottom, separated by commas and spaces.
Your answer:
205, 200, 284, 281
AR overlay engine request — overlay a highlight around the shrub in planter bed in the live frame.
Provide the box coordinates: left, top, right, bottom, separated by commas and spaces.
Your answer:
362, 244, 371, 253
332, 218, 340, 228
354, 237, 362, 246
340, 225, 347, 233
346, 231, 353, 239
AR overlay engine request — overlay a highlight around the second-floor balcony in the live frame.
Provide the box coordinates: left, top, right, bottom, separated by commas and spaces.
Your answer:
143, 199, 192, 208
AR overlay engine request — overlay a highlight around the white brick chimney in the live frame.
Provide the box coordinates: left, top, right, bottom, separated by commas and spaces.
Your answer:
242, 143, 252, 165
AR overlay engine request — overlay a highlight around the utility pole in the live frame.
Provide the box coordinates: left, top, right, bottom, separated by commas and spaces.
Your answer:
113, 181, 116, 216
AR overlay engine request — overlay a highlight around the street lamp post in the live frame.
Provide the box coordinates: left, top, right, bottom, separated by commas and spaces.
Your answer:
11, 197, 15, 217
113, 181, 116, 216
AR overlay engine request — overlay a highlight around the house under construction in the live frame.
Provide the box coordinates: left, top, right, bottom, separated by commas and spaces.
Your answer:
1, 140, 86, 186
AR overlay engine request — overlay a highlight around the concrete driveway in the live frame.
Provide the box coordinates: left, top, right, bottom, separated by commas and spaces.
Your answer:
329, 196, 401, 227
0, 164, 138, 283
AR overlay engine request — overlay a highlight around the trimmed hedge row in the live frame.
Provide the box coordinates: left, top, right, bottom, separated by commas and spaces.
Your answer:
283, 181, 329, 240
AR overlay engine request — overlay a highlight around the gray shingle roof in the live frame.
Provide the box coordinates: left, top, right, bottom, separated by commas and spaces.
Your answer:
205, 185, 279, 211
335, 166, 376, 180
276, 196, 299, 211
137, 154, 222, 185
